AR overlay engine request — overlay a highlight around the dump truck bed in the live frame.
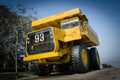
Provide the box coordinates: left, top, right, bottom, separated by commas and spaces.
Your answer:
32, 8, 87, 29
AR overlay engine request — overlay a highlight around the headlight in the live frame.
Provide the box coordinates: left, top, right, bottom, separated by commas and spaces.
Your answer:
27, 38, 30, 44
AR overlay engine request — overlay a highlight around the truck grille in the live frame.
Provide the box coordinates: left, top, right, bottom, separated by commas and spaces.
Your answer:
27, 28, 54, 55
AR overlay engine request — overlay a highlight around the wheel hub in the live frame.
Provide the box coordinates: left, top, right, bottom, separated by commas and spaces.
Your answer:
82, 49, 88, 67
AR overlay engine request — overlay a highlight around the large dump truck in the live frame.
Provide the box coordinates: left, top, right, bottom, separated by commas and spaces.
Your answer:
23, 8, 100, 75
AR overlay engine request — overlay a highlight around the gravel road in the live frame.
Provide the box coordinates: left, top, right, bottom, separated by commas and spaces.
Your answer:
0, 68, 120, 80
17, 68, 120, 80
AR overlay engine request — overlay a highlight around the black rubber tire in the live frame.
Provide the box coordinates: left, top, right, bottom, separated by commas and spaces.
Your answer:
71, 44, 89, 73
89, 47, 100, 70
31, 62, 52, 76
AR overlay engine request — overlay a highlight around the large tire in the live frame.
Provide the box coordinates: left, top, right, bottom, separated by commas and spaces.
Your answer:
31, 61, 52, 76
71, 44, 89, 73
89, 47, 100, 70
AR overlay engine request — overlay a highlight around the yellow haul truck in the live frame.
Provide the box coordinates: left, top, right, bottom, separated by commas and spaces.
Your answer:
24, 8, 100, 75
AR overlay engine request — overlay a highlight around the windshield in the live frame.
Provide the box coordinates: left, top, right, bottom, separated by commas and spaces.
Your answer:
61, 19, 79, 29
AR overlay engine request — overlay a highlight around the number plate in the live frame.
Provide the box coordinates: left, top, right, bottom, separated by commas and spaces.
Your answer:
34, 33, 44, 43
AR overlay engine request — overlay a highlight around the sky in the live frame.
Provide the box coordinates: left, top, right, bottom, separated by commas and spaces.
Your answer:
0, 0, 120, 67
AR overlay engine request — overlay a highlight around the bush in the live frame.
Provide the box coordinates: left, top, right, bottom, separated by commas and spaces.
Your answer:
102, 63, 113, 68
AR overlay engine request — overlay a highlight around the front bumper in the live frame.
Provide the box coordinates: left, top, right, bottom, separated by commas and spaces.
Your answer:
23, 52, 62, 62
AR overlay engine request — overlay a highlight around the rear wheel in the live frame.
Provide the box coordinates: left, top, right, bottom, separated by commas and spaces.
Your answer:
71, 44, 89, 73
89, 47, 100, 70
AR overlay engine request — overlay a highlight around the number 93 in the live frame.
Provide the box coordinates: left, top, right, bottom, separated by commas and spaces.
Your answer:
35, 34, 44, 43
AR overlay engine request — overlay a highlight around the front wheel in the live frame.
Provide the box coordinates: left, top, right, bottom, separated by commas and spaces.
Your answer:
71, 44, 89, 73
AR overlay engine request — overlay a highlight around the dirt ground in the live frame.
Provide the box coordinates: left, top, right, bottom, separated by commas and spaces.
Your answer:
0, 68, 120, 80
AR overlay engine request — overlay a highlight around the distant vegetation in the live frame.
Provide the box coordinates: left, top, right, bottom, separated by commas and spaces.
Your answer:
0, 3, 37, 71
102, 63, 113, 68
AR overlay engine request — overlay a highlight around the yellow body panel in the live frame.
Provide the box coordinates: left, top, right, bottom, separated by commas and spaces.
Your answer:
63, 26, 81, 42
85, 24, 99, 45
52, 26, 82, 42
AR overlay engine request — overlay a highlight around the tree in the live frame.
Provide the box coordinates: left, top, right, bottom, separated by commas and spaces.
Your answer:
0, 4, 37, 72
0, 5, 17, 70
